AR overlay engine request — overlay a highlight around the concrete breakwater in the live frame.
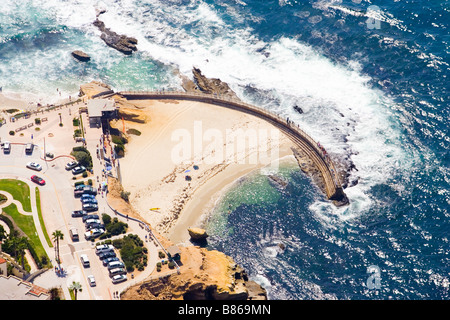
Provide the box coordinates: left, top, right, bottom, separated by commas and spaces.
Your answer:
117, 90, 348, 206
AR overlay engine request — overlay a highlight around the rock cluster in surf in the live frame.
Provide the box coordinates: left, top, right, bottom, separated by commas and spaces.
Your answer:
93, 19, 138, 55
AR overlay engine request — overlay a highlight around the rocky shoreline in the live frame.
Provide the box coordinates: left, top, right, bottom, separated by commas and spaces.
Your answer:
120, 247, 267, 300
102, 160, 267, 301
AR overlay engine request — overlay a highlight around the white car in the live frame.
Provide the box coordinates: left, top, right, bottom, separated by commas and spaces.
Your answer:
26, 162, 42, 171
96, 244, 114, 254
65, 161, 78, 170
111, 274, 127, 284
87, 275, 96, 287
84, 228, 104, 240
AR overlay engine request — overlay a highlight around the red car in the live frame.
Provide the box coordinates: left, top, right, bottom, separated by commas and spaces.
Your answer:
31, 175, 45, 186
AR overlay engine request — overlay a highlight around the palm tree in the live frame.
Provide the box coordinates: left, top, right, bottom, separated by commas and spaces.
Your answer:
52, 230, 64, 264
69, 281, 82, 300
16, 237, 29, 271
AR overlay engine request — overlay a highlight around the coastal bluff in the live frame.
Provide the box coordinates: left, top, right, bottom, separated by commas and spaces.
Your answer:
103, 174, 267, 301
121, 246, 267, 300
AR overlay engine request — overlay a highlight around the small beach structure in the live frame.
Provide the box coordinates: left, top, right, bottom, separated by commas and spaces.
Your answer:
86, 99, 117, 127
166, 245, 181, 261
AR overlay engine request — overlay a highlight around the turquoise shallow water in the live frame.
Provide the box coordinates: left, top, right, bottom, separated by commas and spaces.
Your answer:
0, 0, 448, 299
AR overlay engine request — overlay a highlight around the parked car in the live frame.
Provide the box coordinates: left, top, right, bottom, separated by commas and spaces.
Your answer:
25, 143, 34, 155
111, 274, 127, 284
99, 251, 116, 260
31, 175, 45, 186
84, 228, 104, 240
85, 218, 101, 226
82, 214, 99, 222
102, 257, 119, 267
81, 194, 95, 200
109, 267, 126, 278
87, 275, 96, 287
81, 198, 98, 205
45, 152, 54, 159
107, 261, 125, 270
82, 203, 98, 212
74, 184, 87, 191
71, 210, 87, 218
72, 166, 86, 175
82, 186, 97, 195
80, 254, 90, 267
26, 162, 42, 171
86, 223, 105, 231
65, 161, 78, 170
96, 244, 114, 254
74, 190, 84, 198
3, 141, 11, 154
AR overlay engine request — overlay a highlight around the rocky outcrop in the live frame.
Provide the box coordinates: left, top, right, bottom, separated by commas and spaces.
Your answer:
93, 19, 138, 55
188, 227, 208, 241
79, 81, 113, 99
120, 246, 267, 300
187, 67, 239, 100
71, 50, 91, 62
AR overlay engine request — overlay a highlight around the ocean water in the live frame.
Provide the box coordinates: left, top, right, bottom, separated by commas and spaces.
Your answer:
1, 0, 448, 299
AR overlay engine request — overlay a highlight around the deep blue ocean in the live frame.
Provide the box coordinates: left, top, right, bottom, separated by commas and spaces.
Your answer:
0, 0, 448, 299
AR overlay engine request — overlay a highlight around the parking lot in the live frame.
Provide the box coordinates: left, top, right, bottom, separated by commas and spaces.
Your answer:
0, 105, 159, 300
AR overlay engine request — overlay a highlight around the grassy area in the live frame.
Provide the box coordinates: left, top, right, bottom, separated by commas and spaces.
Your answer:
0, 179, 32, 212
2, 203, 47, 260
35, 187, 52, 248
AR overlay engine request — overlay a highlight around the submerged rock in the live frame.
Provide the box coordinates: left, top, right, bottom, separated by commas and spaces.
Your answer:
72, 50, 91, 62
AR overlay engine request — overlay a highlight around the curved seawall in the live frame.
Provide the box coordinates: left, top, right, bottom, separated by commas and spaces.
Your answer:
117, 91, 348, 205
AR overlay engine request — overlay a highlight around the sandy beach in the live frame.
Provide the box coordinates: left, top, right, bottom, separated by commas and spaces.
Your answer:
113, 97, 297, 245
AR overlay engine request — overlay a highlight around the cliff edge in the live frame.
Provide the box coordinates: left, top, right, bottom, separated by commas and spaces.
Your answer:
120, 246, 267, 300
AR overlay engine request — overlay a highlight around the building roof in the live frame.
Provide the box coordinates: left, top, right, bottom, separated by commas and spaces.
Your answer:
0, 275, 50, 300
87, 99, 116, 118
166, 245, 181, 257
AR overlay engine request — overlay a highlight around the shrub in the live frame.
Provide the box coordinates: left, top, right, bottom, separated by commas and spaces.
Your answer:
120, 190, 130, 202
114, 144, 124, 157
102, 214, 112, 226
82, 171, 88, 178
111, 135, 128, 145
73, 129, 82, 138
9, 131, 14, 136
126, 128, 141, 136
117, 234, 147, 273
35, 118, 41, 125
71, 146, 92, 169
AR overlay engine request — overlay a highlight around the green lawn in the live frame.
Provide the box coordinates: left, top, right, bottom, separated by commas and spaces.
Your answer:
35, 187, 52, 248
2, 203, 47, 260
0, 179, 32, 212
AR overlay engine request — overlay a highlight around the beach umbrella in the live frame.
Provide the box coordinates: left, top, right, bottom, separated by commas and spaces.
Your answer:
185, 170, 191, 173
